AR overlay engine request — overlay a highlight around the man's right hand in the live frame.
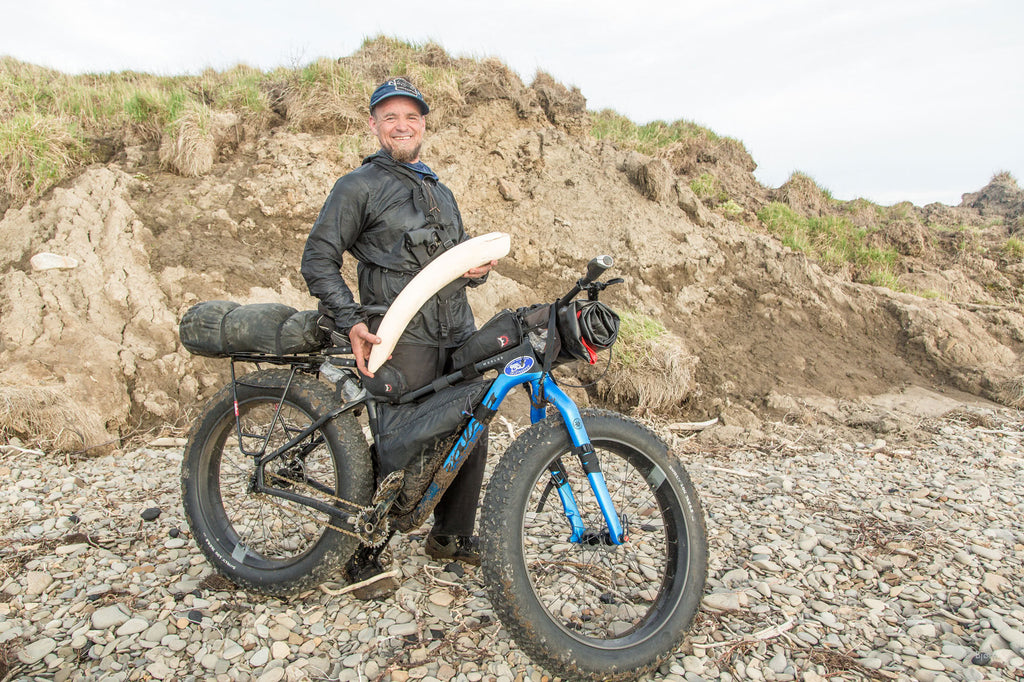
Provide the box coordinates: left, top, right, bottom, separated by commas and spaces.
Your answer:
348, 322, 382, 377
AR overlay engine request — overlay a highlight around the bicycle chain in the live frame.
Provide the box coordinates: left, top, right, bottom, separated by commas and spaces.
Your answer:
262, 468, 378, 544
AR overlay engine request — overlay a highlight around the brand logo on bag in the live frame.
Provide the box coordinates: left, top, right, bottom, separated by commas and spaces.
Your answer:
498, 334, 510, 348
503, 356, 535, 376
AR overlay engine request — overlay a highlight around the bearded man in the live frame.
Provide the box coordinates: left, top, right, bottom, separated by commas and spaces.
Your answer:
301, 77, 492, 598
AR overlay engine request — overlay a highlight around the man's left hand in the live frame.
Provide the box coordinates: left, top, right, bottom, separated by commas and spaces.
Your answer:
462, 259, 497, 279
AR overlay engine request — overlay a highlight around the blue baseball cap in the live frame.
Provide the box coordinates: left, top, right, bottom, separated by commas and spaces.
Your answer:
369, 77, 429, 115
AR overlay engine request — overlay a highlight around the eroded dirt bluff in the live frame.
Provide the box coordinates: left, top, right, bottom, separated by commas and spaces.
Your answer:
1, 76, 1022, 451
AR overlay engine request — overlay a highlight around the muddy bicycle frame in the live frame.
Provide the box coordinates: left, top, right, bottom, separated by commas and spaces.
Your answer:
226, 343, 627, 546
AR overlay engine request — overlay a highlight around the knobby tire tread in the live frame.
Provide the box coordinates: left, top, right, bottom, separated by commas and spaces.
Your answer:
480, 409, 708, 681
181, 369, 372, 596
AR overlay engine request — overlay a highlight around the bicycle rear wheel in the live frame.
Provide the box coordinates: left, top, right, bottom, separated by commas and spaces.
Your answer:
181, 369, 372, 595
480, 409, 707, 681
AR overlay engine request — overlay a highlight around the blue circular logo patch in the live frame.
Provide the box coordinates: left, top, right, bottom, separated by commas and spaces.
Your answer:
503, 356, 535, 376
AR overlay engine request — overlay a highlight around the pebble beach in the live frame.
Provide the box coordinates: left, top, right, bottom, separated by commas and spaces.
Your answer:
1, 406, 1022, 681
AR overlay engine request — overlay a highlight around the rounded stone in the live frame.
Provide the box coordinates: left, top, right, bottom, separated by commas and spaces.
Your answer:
90, 605, 130, 630
249, 647, 270, 667
18, 637, 57, 665
115, 618, 149, 637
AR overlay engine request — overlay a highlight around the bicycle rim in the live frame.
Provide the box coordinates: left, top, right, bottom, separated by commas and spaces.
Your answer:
201, 397, 339, 569
520, 441, 687, 648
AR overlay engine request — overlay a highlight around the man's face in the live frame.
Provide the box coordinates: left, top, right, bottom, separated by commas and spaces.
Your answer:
369, 97, 426, 164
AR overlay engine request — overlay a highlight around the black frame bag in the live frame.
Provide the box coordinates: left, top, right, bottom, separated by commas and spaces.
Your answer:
376, 380, 490, 509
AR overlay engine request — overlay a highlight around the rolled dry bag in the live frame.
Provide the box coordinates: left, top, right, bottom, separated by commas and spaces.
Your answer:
222, 303, 296, 354
557, 300, 620, 364
179, 301, 328, 357
178, 300, 240, 357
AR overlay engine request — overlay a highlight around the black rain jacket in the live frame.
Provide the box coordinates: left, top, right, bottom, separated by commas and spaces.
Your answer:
301, 151, 483, 347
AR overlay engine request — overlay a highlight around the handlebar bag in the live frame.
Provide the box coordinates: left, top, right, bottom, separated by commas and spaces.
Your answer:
377, 379, 490, 510
518, 303, 565, 362
557, 300, 620, 364
450, 310, 523, 371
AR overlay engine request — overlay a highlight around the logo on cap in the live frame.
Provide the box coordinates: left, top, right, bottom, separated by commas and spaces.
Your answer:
370, 77, 429, 114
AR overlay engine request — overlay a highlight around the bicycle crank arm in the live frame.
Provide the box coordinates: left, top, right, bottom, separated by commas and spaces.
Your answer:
351, 470, 405, 547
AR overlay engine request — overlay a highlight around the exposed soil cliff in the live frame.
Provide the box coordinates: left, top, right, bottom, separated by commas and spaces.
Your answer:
1, 42, 1021, 452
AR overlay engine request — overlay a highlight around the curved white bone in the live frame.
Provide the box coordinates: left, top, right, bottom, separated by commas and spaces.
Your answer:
367, 232, 511, 373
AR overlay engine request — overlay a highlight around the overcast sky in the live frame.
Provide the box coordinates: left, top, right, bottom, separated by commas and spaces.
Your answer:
3, 0, 1021, 206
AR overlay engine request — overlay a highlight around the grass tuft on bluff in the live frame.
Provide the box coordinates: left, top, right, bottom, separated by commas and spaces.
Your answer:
0, 36, 533, 208
2, 40, 1019, 303
757, 201, 901, 287
589, 108, 748, 162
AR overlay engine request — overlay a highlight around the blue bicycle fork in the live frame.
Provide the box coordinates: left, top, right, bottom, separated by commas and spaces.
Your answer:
444, 371, 625, 545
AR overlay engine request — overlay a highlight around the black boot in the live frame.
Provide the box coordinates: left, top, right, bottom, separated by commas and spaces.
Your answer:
424, 534, 481, 566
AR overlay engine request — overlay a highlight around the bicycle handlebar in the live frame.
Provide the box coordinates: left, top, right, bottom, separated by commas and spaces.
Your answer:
558, 255, 614, 306
584, 255, 614, 286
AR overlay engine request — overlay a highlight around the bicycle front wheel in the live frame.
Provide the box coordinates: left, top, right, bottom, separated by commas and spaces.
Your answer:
480, 409, 707, 681
181, 369, 372, 595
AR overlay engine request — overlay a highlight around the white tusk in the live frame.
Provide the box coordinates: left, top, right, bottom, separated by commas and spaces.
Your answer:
368, 232, 511, 373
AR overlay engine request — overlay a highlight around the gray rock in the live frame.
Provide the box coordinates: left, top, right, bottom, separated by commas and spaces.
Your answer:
768, 653, 787, 673
18, 637, 57, 665
24, 571, 54, 596
249, 647, 270, 667
91, 605, 130, 630
115, 617, 149, 636
388, 622, 418, 637
918, 656, 945, 671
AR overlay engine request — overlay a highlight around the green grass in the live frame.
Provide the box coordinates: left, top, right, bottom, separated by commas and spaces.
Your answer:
910, 289, 946, 300
1004, 237, 1024, 259
720, 199, 743, 216
689, 172, 743, 214
615, 310, 667, 367
590, 109, 742, 157
2, 35, 495, 207
4, 39, 749, 209
0, 113, 86, 199
757, 201, 902, 286
0, 57, 289, 203
690, 172, 717, 199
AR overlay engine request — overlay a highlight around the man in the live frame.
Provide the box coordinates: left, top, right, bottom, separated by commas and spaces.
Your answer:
301, 77, 493, 598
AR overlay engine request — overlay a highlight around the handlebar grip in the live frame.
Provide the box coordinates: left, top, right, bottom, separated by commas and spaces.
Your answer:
582, 255, 614, 286
558, 255, 615, 306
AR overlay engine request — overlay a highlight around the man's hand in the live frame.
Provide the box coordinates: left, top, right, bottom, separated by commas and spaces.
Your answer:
348, 322, 381, 377
462, 259, 497, 279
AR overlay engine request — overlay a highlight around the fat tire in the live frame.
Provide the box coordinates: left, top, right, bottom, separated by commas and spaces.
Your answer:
480, 409, 707, 681
181, 369, 372, 596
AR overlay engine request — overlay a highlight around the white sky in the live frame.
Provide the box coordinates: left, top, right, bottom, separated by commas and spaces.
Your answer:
3, 0, 1021, 206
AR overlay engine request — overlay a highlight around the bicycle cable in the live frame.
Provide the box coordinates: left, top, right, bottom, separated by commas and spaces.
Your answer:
549, 345, 616, 390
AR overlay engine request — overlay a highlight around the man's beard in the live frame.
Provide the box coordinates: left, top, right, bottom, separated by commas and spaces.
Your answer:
388, 143, 421, 164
